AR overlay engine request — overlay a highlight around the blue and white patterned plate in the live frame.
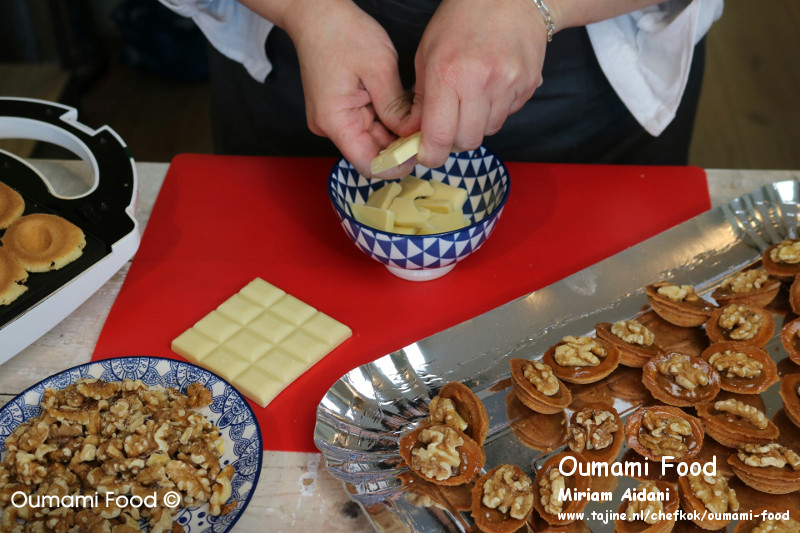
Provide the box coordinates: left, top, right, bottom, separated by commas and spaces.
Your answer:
0, 356, 262, 533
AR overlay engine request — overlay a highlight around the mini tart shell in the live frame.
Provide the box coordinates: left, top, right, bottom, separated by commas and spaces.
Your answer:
471, 465, 533, 533
646, 282, 716, 327
780, 316, 800, 365
509, 359, 572, 414
398, 425, 485, 486
624, 405, 704, 463
566, 402, 624, 464
733, 507, 800, 533
595, 321, 662, 368
727, 449, 800, 494
0, 181, 24, 229
541, 338, 621, 385
642, 352, 721, 407
677, 475, 735, 530
696, 396, 779, 448
637, 310, 710, 358
778, 374, 800, 430
606, 366, 653, 405
433, 381, 490, 446
532, 452, 592, 526
711, 274, 781, 309
0, 247, 28, 306
399, 471, 473, 512
699, 341, 779, 394
614, 480, 679, 533
705, 301, 775, 348
762, 240, 800, 281
505, 392, 566, 453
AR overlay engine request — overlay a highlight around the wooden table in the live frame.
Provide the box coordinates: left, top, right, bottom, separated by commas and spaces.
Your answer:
1, 161, 798, 532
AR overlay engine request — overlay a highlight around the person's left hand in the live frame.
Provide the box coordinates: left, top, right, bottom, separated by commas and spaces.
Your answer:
401, 0, 549, 168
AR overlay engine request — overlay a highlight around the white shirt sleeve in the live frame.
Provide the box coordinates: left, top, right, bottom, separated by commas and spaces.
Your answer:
585, 0, 724, 136
159, 0, 274, 82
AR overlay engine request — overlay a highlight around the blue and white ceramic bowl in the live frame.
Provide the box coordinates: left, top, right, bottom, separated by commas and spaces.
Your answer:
328, 146, 511, 281
0, 356, 262, 533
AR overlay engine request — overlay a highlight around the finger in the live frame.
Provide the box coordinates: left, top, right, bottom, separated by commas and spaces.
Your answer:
453, 97, 490, 152
361, 60, 413, 135
417, 82, 459, 168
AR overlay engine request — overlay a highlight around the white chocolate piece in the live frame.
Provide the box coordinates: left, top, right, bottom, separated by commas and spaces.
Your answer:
391, 226, 417, 235
365, 182, 402, 210
397, 176, 434, 199
414, 197, 453, 214
389, 197, 430, 227
370, 131, 422, 175
417, 212, 470, 235
350, 203, 395, 232
429, 181, 468, 212
171, 278, 352, 407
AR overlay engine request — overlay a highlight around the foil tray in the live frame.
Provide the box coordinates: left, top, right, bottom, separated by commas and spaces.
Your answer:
314, 179, 800, 532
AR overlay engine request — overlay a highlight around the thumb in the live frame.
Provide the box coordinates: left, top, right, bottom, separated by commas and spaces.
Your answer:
362, 63, 415, 135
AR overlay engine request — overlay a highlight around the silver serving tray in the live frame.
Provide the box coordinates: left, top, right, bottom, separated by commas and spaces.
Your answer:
314, 179, 800, 533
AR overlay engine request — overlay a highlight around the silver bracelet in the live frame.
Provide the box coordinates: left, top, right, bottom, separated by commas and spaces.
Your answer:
532, 0, 555, 43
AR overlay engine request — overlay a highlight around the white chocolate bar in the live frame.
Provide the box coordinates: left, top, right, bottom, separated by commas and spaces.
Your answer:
172, 278, 352, 407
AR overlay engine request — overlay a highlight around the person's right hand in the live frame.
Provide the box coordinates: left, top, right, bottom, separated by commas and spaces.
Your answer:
282, 0, 415, 178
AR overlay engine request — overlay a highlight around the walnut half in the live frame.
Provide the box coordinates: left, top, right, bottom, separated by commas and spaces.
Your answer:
410, 425, 464, 481
481, 465, 533, 520
522, 361, 559, 396
657, 353, 709, 390
752, 517, 800, 533
687, 472, 738, 514
625, 482, 664, 525
567, 408, 618, 452
611, 320, 655, 346
638, 411, 692, 459
554, 336, 606, 367
538, 468, 565, 516
708, 350, 763, 378
427, 397, 468, 432
718, 305, 762, 341
726, 269, 770, 293
657, 284, 699, 302
738, 443, 800, 470
714, 399, 769, 429
770, 240, 800, 264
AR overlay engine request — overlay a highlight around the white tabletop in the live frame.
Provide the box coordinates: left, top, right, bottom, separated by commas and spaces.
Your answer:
1, 161, 798, 532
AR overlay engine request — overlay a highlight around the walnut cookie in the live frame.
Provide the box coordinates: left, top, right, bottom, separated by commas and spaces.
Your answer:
505, 391, 566, 453
421, 381, 489, 446
778, 373, 800, 430
678, 467, 739, 530
625, 405, 704, 463
728, 442, 800, 494
711, 268, 781, 308
642, 352, 721, 407
697, 394, 779, 448
646, 281, 716, 327
706, 301, 775, 348
595, 319, 662, 368
700, 341, 779, 395
733, 507, 800, 533
614, 480, 679, 533
762, 239, 800, 281
779, 316, 800, 366
471, 464, 534, 533
509, 358, 571, 414
540, 335, 620, 385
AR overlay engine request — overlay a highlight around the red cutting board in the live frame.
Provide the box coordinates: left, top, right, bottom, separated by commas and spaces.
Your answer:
92, 154, 709, 452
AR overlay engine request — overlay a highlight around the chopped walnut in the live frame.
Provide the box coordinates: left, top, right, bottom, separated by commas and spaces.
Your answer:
611, 320, 655, 346
481, 465, 533, 520
656, 353, 709, 390
726, 269, 770, 293
638, 411, 692, 459
657, 284, 699, 302
522, 361, 560, 396
770, 240, 800, 264
567, 408, 618, 452
738, 443, 800, 470
538, 468, 565, 516
714, 399, 769, 429
0, 379, 235, 533
428, 396, 468, 432
410, 425, 463, 481
687, 471, 738, 514
405, 490, 443, 509
718, 305, 762, 340
625, 482, 664, 524
752, 517, 800, 533
553, 336, 606, 367
708, 350, 763, 379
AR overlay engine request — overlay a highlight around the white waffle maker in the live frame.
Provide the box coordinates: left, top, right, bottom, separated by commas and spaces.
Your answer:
0, 97, 140, 363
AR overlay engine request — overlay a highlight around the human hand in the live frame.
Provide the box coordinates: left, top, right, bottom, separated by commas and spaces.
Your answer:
406, 0, 549, 168
282, 0, 415, 178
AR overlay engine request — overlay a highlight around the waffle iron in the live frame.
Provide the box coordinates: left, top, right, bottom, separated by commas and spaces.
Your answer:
0, 97, 140, 363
